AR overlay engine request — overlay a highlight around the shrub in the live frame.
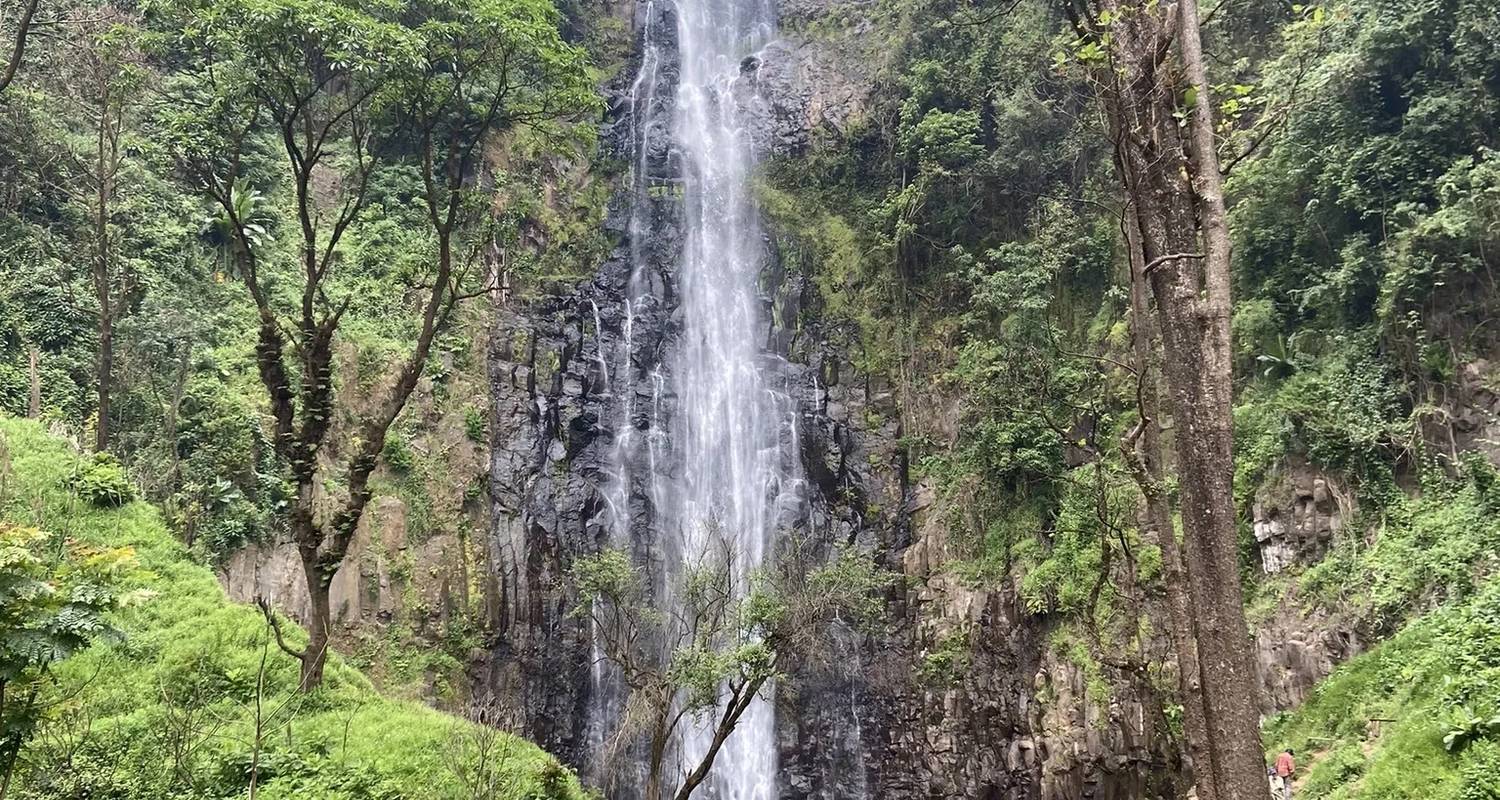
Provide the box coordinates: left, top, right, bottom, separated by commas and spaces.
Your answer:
2, 418, 587, 800
381, 434, 415, 473
1444, 708, 1500, 754
1299, 743, 1366, 797
463, 404, 486, 443
66, 452, 137, 507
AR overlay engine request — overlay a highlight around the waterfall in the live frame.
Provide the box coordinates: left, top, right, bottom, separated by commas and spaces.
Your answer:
593, 0, 802, 796
671, 1, 790, 795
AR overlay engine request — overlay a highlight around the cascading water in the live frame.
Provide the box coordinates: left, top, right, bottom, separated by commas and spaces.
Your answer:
670, 1, 795, 795
593, 0, 803, 796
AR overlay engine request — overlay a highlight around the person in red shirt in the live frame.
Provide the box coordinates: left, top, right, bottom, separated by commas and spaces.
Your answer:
1274, 749, 1297, 798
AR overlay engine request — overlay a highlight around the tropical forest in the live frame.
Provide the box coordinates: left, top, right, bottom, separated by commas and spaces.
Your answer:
0, 0, 1496, 797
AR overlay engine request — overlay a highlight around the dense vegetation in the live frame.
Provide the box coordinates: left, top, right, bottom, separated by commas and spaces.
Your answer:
1, 0, 1498, 793
769, 0, 1498, 591
0, 417, 583, 799
0, 0, 615, 792
766, 0, 1500, 792
0, 0, 616, 566
1265, 581, 1500, 799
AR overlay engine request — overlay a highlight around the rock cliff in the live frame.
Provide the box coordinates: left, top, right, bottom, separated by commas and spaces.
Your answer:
215, 1, 1500, 797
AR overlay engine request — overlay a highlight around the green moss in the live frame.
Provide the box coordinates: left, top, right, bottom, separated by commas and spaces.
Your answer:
0, 417, 585, 800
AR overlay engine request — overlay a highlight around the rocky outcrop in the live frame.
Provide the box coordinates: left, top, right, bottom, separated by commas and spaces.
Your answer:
1447, 358, 1500, 463
1244, 464, 1365, 712
1254, 600, 1361, 712
737, 35, 872, 156
1252, 461, 1351, 575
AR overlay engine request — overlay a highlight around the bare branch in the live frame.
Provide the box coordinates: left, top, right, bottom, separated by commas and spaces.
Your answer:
255, 597, 306, 661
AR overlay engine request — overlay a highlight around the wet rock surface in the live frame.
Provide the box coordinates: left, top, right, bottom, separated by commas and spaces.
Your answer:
737, 36, 871, 156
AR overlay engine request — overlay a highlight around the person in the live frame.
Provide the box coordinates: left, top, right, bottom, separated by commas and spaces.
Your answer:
1274, 748, 1296, 798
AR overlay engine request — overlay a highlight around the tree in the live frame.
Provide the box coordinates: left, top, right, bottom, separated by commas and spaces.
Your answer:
0, 523, 134, 800
55, 8, 146, 452
1062, 0, 1267, 795
0, 0, 40, 96
164, 0, 593, 689
573, 542, 889, 800
1118, 200, 1217, 796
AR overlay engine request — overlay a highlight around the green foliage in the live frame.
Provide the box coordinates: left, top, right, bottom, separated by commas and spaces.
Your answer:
0, 520, 134, 787
573, 542, 892, 769
1444, 709, 1500, 754
65, 452, 137, 508
381, 433, 416, 473
1298, 743, 1367, 797
1266, 575, 1500, 799
0, 418, 585, 800
571, 548, 637, 609
462, 404, 486, 443
917, 628, 972, 688
899, 109, 984, 173
1299, 462, 1500, 626
1230, 0, 1500, 361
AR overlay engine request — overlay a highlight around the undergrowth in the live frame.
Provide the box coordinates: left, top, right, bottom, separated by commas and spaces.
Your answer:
0, 416, 584, 800
1265, 579, 1500, 799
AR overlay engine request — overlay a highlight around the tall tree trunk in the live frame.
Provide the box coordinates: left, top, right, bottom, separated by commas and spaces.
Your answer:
25, 346, 39, 418
0, 0, 38, 96
1122, 202, 1217, 800
165, 345, 190, 488
92, 100, 113, 452
1173, 0, 1269, 792
94, 298, 112, 451
0, 741, 16, 800
298, 549, 332, 690
646, 711, 667, 800
1085, 0, 1267, 793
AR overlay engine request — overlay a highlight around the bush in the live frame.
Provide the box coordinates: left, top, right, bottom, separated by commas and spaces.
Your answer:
66, 452, 137, 507
381, 434, 415, 473
1300, 743, 1366, 797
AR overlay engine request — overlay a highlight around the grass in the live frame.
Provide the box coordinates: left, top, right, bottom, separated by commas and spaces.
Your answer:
0, 416, 584, 800
1261, 455, 1500, 799
1264, 580, 1500, 799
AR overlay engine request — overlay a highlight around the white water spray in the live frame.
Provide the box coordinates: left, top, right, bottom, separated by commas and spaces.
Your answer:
668, 0, 795, 796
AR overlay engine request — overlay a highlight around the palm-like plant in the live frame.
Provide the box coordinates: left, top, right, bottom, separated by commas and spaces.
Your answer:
201, 178, 272, 274
1442, 706, 1500, 753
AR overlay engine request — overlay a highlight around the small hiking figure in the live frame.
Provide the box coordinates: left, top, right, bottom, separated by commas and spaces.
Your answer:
1274, 748, 1296, 798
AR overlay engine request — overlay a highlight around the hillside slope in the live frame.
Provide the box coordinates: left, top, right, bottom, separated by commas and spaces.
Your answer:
0, 417, 584, 800
1265, 581, 1500, 800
